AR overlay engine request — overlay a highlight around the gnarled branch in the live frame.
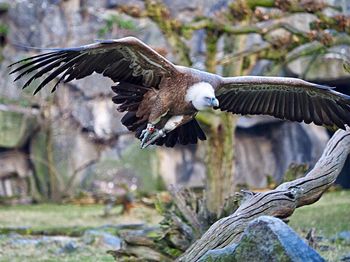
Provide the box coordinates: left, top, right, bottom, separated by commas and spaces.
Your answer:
179, 128, 350, 261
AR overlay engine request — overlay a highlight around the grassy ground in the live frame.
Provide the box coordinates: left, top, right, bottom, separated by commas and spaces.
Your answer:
0, 241, 116, 262
289, 190, 350, 261
289, 190, 350, 236
0, 203, 161, 229
0, 203, 161, 262
0, 191, 349, 261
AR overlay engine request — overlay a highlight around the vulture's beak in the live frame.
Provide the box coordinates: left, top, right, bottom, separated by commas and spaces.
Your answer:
211, 98, 219, 107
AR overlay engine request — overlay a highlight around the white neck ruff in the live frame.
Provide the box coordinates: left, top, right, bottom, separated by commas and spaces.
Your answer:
185, 82, 215, 111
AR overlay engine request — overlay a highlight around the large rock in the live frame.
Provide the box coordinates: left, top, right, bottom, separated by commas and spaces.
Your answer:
30, 119, 162, 197
287, 46, 350, 82
29, 112, 100, 198
84, 139, 163, 193
158, 145, 205, 188
55, 87, 127, 141
0, 150, 32, 179
82, 230, 121, 249
163, 0, 229, 22
0, 104, 39, 148
156, 120, 329, 190
235, 121, 329, 187
200, 216, 325, 262
0, 150, 32, 198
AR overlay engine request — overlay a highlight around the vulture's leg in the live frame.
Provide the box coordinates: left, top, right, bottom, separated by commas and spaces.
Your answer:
140, 123, 157, 147
140, 105, 170, 148
141, 115, 193, 149
141, 128, 166, 148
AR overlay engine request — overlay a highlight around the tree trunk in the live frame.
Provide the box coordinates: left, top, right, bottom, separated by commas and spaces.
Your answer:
179, 128, 350, 261
205, 112, 235, 213
45, 103, 61, 202
204, 32, 246, 213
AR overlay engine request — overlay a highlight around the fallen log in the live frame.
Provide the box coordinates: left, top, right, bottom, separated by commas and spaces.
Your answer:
179, 128, 350, 261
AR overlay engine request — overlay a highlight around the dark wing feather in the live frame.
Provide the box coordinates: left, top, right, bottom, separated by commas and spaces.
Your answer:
9, 36, 177, 93
216, 76, 350, 129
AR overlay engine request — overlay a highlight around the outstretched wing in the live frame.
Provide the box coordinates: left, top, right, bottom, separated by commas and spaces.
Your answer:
9, 36, 177, 94
215, 76, 350, 129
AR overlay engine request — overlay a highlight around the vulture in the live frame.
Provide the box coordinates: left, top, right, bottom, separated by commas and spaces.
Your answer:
9, 36, 350, 148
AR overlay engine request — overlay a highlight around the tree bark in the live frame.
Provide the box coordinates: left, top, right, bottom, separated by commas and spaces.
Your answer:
204, 112, 235, 213
203, 32, 234, 213
203, 31, 249, 213
179, 128, 350, 261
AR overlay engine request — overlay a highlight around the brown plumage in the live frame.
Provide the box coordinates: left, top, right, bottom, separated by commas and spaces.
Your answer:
9, 36, 350, 148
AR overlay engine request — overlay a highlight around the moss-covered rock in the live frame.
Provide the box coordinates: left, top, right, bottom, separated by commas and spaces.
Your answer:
199, 244, 238, 262
83, 139, 164, 194
29, 117, 100, 200
200, 216, 325, 262
0, 105, 39, 148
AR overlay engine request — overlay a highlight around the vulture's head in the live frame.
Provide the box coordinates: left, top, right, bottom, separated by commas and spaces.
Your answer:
186, 82, 219, 111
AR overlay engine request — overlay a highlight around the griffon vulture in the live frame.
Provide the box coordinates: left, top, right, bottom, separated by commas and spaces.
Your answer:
9, 37, 350, 148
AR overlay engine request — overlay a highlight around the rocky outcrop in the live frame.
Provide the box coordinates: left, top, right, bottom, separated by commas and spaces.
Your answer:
200, 216, 325, 262
0, 0, 166, 199
235, 119, 329, 187
0, 150, 32, 199
0, 105, 39, 148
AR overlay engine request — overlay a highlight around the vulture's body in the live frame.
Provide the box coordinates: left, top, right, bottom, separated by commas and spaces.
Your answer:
9, 37, 350, 147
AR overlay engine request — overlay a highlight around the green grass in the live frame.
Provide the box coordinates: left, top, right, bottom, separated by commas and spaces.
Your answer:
0, 203, 161, 262
0, 203, 161, 229
290, 190, 350, 236
0, 191, 348, 261
0, 241, 115, 262
289, 190, 350, 261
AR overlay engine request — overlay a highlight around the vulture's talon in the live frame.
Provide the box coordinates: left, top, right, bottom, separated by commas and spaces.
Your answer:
141, 129, 166, 149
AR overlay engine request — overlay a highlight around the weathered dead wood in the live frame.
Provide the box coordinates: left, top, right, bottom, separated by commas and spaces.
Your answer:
169, 185, 206, 237
179, 128, 350, 261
